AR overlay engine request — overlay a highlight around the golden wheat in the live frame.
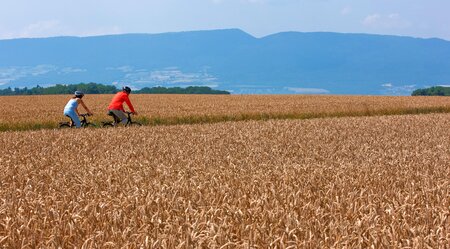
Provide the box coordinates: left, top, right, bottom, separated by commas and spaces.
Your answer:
1, 95, 450, 130
0, 113, 449, 248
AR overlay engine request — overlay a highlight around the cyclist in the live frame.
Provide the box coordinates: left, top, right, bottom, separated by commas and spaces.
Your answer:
63, 91, 94, 128
107, 86, 138, 124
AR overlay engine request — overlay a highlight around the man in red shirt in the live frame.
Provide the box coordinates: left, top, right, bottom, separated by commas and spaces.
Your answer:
108, 86, 138, 124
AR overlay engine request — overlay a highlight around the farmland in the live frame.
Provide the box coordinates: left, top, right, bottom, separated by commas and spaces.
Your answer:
1, 113, 449, 248
1, 94, 450, 131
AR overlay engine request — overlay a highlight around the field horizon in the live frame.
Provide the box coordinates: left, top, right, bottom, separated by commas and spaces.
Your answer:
1, 94, 450, 132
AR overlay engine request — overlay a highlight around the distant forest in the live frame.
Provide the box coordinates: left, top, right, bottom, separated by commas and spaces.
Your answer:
412, 86, 450, 96
0, 83, 230, 95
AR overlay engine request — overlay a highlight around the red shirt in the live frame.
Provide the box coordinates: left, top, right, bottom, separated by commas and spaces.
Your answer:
108, 92, 135, 113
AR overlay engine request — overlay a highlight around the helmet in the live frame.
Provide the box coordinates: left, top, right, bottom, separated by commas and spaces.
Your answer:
74, 91, 84, 98
122, 86, 131, 94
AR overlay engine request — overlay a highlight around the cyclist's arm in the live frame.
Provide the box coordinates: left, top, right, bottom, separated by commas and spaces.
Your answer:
78, 99, 93, 115
124, 96, 136, 113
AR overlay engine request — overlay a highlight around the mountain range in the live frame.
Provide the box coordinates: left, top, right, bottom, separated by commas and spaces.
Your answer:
1, 29, 450, 95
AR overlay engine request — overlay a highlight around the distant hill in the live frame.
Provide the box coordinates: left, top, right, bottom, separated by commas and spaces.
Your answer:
137, 86, 229, 94
412, 86, 450, 96
1, 29, 450, 95
0, 83, 230, 95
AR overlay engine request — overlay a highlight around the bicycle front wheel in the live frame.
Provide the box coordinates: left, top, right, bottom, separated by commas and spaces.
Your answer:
84, 123, 97, 128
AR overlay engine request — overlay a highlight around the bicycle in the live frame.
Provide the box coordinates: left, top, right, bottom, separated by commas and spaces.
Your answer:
59, 113, 97, 128
102, 111, 142, 127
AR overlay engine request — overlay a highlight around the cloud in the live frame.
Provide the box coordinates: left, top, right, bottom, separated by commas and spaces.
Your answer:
363, 13, 411, 29
19, 20, 65, 38
77, 26, 122, 37
0, 20, 122, 39
0, 20, 66, 39
285, 87, 330, 94
363, 14, 381, 26
0, 77, 14, 86
212, 0, 265, 4
107, 66, 134, 73
381, 84, 416, 95
60, 67, 87, 74
341, 6, 352, 16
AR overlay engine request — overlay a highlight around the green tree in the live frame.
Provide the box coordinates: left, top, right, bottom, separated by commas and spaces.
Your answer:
412, 86, 450, 96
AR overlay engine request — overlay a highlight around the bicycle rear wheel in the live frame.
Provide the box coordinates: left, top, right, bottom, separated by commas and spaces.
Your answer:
127, 122, 142, 127
102, 122, 114, 128
59, 123, 71, 128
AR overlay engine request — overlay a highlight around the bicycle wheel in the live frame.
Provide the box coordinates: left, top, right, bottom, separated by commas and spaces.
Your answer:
102, 122, 114, 128
59, 123, 72, 128
127, 122, 142, 127
84, 123, 97, 128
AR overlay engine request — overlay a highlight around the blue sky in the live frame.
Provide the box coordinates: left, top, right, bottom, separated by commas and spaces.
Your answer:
0, 0, 449, 40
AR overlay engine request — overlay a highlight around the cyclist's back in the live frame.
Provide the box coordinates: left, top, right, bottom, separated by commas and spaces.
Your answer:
107, 86, 137, 125
108, 91, 134, 112
64, 98, 78, 113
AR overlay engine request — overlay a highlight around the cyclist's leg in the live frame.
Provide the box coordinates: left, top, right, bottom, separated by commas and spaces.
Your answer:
110, 110, 128, 124
64, 111, 81, 128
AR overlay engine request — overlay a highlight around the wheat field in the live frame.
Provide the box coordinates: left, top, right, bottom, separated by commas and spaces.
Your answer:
1, 113, 449, 248
1, 95, 450, 131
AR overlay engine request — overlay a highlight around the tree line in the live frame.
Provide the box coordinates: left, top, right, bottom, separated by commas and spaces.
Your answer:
0, 83, 230, 95
412, 86, 450, 96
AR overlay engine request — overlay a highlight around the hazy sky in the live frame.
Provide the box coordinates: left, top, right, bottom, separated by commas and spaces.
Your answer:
0, 0, 449, 40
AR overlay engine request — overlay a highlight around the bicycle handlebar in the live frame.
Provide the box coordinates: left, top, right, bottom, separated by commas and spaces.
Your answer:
79, 113, 92, 117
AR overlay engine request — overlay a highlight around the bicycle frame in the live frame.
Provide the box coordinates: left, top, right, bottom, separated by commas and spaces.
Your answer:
104, 111, 140, 127
61, 114, 90, 128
